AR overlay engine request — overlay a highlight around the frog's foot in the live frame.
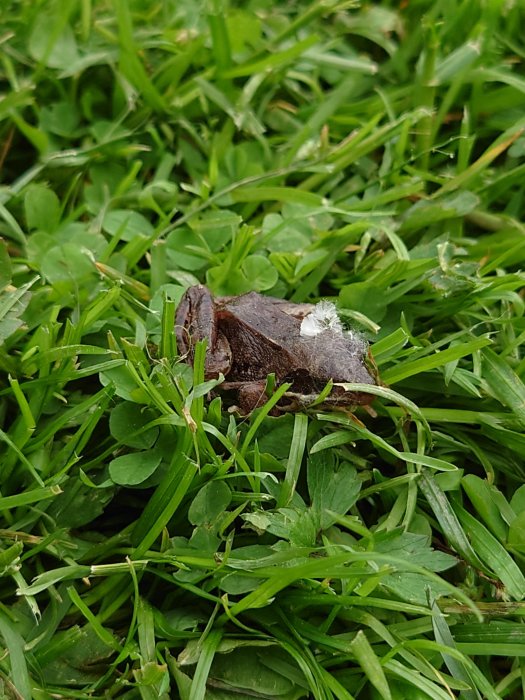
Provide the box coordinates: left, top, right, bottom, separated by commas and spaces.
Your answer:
222, 380, 276, 415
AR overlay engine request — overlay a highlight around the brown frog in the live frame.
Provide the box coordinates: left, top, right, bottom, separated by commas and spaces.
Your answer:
175, 285, 377, 413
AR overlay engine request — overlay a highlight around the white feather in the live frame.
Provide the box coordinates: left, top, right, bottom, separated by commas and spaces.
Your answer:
300, 301, 343, 337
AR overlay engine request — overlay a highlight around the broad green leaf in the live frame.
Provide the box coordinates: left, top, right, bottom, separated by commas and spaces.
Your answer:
206, 267, 251, 296
510, 485, 525, 516
38, 625, 115, 686
287, 508, 319, 547
308, 452, 361, 529
242, 508, 317, 546
109, 402, 159, 449
188, 481, 232, 526
100, 363, 146, 402
40, 100, 80, 137
242, 255, 279, 291
24, 184, 61, 232
218, 573, 262, 595
28, 15, 79, 69
208, 646, 303, 699
103, 209, 154, 241
381, 572, 455, 607
340, 282, 388, 322
109, 449, 163, 486
40, 244, 96, 288
47, 477, 114, 528
56, 222, 107, 256
166, 228, 208, 271
373, 531, 456, 572
262, 213, 310, 253
190, 210, 241, 240
90, 120, 132, 144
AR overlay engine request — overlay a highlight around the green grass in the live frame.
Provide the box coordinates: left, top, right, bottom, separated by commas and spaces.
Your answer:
1, 0, 525, 697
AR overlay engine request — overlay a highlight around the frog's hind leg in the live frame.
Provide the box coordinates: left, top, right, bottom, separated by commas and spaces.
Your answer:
175, 285, 215, 352
223, 380, 276, 415
175, 285, 231, 378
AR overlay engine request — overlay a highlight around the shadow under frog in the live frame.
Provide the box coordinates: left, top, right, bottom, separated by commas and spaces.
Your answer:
176, 285, 377, 414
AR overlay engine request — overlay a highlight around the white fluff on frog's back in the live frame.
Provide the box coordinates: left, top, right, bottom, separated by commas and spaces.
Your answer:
298, 301, 371, 384
300, 301, 343, 337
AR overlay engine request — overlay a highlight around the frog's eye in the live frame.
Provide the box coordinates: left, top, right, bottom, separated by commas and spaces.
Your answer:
300, 301, 343, 338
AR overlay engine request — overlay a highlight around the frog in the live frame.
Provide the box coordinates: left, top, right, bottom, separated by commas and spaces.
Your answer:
175, 285, 377, 413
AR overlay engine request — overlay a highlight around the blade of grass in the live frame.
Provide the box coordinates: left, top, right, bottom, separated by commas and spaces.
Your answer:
207, 1, 231, 71
114, 0, 166, 112
219, 35, 319, 79
482, 348, 525, 428
240, 382, 291, 457
381, 337, 492, 384
432, 124, 524, 197
0, 610, 31, 700
0, 485, 62, 510
67, 586, 122, 652
431, 602, 481, 700
277, 413, 308, 508
454, 502, 525, 601
419, 470, 489, 573
350, 630, 392, 700
189, 628, 222, 700
131, 436, 196, 555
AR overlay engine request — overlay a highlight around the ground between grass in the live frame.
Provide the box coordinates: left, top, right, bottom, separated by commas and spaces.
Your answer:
1, 1, 525, 698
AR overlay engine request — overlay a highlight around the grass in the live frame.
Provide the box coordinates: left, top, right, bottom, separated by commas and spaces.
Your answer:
1, 0, 525, 697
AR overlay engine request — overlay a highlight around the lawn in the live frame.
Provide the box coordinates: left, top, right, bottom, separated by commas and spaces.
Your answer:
1, 1, 525, 698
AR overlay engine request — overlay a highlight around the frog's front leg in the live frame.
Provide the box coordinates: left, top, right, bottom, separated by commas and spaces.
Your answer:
175, 285, 232, 378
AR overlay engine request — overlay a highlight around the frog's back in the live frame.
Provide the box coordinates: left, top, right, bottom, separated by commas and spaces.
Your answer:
217, 292, 375, 390
218, 293, 304, 380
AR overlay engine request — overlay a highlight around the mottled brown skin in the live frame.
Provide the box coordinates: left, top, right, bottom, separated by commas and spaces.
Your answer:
176, 285, 376, 413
